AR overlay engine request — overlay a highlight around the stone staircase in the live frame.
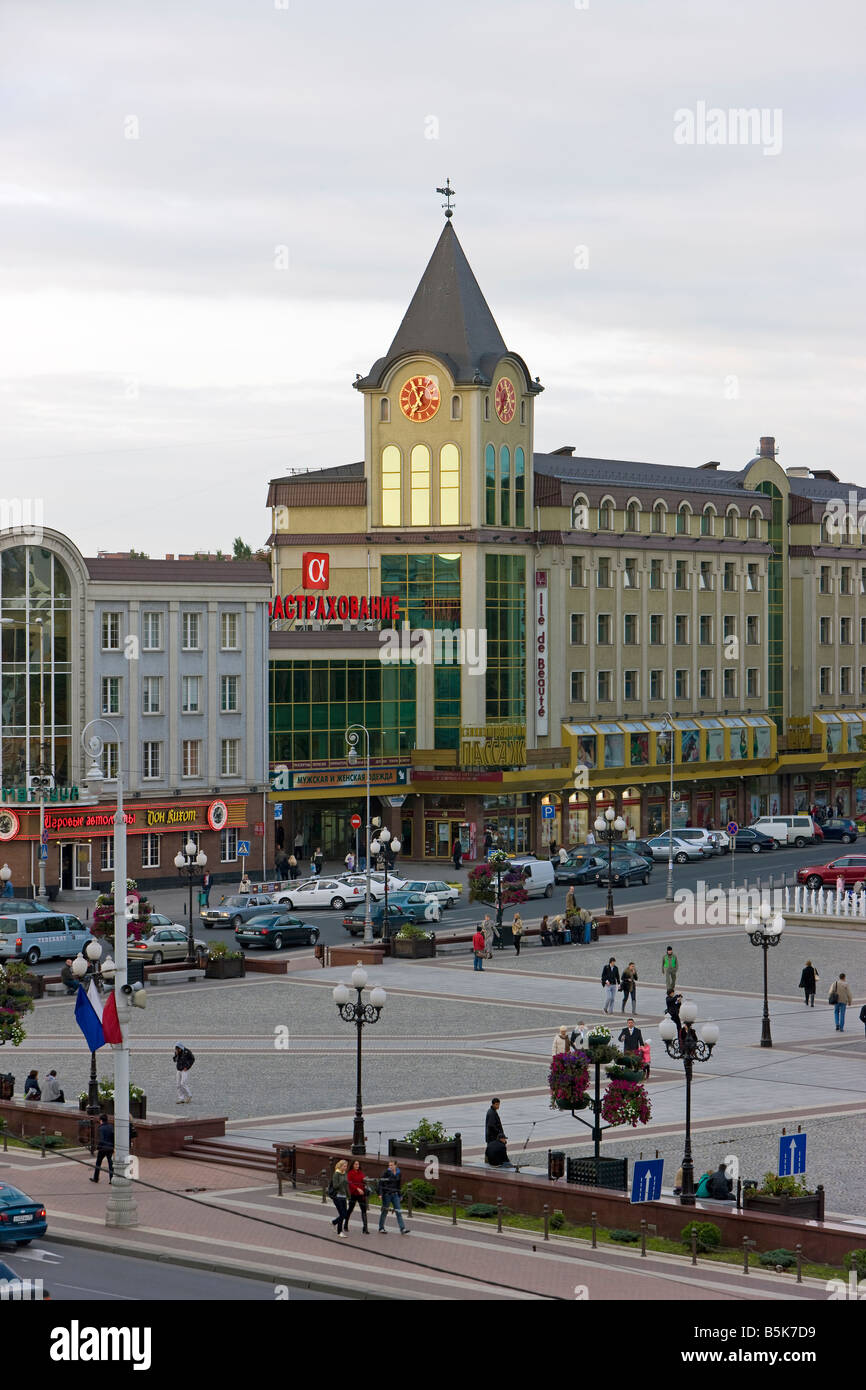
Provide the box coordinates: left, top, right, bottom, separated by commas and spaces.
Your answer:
171, 1136, 275, 1174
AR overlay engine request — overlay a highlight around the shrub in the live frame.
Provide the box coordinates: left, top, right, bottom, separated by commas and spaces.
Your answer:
403, 1179, 437, 1208
681, 1221, 721, 1252
26, 1134, 65, 1150
206, 942, 243, 961
466, 1203, 500, 1219
402, 1117, 455, 1147
395, 923, 432, 940
549, 1210, 565, 1230
758, 1248, 797, 1270
609, 1228, 639, 1243
843, 1248, 866, 1279
755, 1171, 811, 1198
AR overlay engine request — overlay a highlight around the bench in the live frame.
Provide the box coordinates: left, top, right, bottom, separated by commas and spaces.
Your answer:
148, 969, 206, 986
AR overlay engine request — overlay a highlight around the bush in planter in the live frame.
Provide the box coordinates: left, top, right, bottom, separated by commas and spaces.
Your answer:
395, 923, 433, 941
402, 1117, 455, 1148
548, 1051, 591, 1110
843, 1248, 866, 1279
758, 1248, 798, 1270
606, 1052, 645, 1082
0, 961, 33, 1046
681, 1221, 721, 1253
753, 1171, 811, 1198
206, 942, 244, 962
609, 1228, 639, 1243
79, 1077, 146, 1107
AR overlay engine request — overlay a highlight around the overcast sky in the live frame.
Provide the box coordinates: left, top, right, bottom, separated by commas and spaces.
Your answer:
1, 0, 864, 555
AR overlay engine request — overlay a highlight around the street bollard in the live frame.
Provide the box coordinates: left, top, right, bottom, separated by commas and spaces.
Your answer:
406, 1188, 413, 1218
496, 1196, 503, 1233
321, 1168, 328, 1203
640, 1219, 647, 1257
796, 1244, 803, 1284
451, 1189, 457, 1226
39, 1126, 46, 1159
591, 1211, 597, 1249
690, 1226, 697, 1266
743, 1237, 751, 1274
543, 1204, 550, 1241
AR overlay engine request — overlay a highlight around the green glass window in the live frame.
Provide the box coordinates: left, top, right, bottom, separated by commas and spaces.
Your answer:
269, 659, 416, 763
380, 553, 461, 631
1, 546, 73, 786
500, 446, 511, 526
514, 446, 525, 527
485, 553, 526, 724
485, 444, 496, 525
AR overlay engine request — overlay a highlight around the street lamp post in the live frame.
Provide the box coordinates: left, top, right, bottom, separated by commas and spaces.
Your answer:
745, 905, 784, 1048
333, 966, 386, 1154
370, 824, 401, 942
594, 806, 627, 917
346, 726, 372, 945
81, 719, 138, 1228
174, 840, 208, 965
71, 939, 112, 1113
659, 1004, 720, 1205
662, 711, 675, 904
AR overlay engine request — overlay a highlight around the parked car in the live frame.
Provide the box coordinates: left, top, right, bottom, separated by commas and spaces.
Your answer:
622, 838, 658, 861
554, 852, 610, 884
797, 854, 866, 890
814, 818, 858, 844
336, 875, 386, 900
595, 854, 653, 887
644, 833, 707, 864
0, 1183, 47, 1247
273, 878, 366, 911
0, 901, 53, 915
234, 913, 320, 950
506, 857, 556, 898
128, 927, 208, 965
381, 891, 442, 923
751, 814, 820, 848
201, 893, 275, 928
669, 827, 722, 857
367, 871, 408, 891
397, 879, 459, 908
731, 827, 776, 854
343, 901, 414, 937
0, 912, 93, 966
140, 912, 183, 931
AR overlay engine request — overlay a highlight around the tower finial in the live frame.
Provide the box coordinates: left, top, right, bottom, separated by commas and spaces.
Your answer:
436, 178, 455, 219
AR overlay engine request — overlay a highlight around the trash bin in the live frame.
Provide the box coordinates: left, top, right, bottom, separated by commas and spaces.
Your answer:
127, 958, 145, 987
0, 1073, 14, 1100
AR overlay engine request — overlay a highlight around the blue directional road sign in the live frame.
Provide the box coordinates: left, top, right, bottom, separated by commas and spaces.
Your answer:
631, 1158, 664, 1204
778, 1133, 806, 1177
237, 840, 251, 857
541, 805, 555, 819
39, 846, 48, 861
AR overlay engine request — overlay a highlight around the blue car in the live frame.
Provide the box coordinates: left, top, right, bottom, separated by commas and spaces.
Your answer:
0, 1183, 47, 1246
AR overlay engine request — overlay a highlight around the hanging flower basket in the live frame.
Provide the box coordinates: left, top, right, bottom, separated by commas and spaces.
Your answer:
600, 1078, 652, 1128
548, 1051, 591, 1110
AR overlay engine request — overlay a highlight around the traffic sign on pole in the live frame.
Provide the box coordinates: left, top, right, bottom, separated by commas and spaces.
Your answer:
541, 805, 555, 819
39, 846, 48, 861
727, 821, 739, 836
350, 814, 362, 830
237, 840, 251, 858
630, 1158, 664, 1204
778, 1133, 806, 1177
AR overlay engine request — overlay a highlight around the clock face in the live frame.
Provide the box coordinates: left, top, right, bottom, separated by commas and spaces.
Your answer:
495, 377, 517, 424
399, 375, 440, 423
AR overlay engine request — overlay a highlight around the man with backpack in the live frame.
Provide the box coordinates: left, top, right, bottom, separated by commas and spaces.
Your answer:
173, 1043, 195, 1103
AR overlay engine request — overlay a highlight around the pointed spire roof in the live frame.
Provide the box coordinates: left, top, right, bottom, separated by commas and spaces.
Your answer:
355, 222, 538, 391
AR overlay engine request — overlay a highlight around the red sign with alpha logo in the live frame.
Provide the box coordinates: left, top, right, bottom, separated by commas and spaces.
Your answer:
302, 553, 329, 589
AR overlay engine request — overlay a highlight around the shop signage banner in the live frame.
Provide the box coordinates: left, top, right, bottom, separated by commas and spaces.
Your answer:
2, 785, 80, 804
284, 767, 409, 791
459, 725, 526, 769
535, 571, 548, 736
269, 593, 400, 623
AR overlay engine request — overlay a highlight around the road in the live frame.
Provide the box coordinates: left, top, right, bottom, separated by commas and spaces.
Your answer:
2, 1240, 343, 1300
25, 839, 848, 971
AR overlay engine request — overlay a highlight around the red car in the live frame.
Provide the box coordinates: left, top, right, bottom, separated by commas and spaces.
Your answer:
797, 855, 866, 891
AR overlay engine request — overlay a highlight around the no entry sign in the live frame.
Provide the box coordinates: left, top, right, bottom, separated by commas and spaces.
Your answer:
350, 814, 362, 830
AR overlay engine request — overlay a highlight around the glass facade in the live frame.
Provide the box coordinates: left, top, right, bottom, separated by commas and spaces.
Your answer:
380, 553, 461, 630
269, 659, 416, 762
1, 546, 72, 786
515, 446, 525, 527
485, 553, 526, 723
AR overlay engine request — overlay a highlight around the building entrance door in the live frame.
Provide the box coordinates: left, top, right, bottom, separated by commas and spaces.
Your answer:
59, 842, 91, 891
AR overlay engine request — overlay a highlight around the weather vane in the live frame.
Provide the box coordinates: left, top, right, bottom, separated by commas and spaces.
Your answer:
436, 178, 455, 219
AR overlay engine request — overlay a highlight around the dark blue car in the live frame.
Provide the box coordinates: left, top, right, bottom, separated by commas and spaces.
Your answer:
0, 1183, 47, 1246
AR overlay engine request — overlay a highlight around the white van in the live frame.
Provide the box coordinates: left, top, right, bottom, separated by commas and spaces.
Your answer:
751, 814, 818, 848
507, 856, 555, 899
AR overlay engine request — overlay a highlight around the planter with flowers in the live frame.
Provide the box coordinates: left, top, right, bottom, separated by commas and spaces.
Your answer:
392, 924, 436, 959
0, 961, 34, 1047
600, 1078, 652, 1128
549, 1051, 591, 1110
204, 941, 245, 979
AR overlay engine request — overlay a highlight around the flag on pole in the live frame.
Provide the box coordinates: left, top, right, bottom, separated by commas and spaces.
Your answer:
73, 980, 122, 1050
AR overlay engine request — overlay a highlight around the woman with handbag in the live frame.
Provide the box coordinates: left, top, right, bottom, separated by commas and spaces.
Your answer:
830, 973, 853, 1031
620, 962, 638, 1013
511, 912, 524, 956
799, 960, 818, 1007
329, 1159, 350, 1235
346, 1159, 370, 1234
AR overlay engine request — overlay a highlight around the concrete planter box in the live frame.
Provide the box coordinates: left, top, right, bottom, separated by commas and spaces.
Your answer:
204, 958, 246, 980
79, 1096, 148, 1120
389, 1135, 462, 1166
743, 1187, 825, 1221
391, 937, 436, 959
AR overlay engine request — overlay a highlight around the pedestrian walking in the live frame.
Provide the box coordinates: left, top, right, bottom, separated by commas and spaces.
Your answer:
472, 927, 485, 971
620, 961, 638, 1013
2, 874, 13, 898
552, 1024, 570, 1056
638, 1041, 651, 1079
860, 1002, 866, 1037
344, 850, 355, 874
24, 1070, 41, 1100
511, 912, 524, 956
329, 1159, 350, 1236
377, 1160, 409, 1233
662, 946, 678, 991
618, 1018, 644, 1057
202, 871, 212, 906
799, 960, 818, 1008
288, 854, 299, 879
565, 885, 576, 917
830, 973, 853, 1031
452, 836, 463, 870
276, 853, 289, 881
569, 1021, 588, 1049
601, 957, 620, 1013
346, 1159, 370, 1234
173, 1043, 195, 1103
90, 1113, 114, 1183
42, 1070, 65, 1103
549, 838, 557, 860
313, 848, 323, 876
484, 1097, 513, 1167
60, 958, 77, 996
239, 872, 252, 893
484, 828, 493, 856
558, 846, 568, 866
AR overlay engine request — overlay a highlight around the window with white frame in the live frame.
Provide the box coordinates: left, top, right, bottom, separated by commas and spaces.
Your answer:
723, 562, 736, 591
860, 617, 866, 645
570, 556, 585, 587
623, 614, 638, 645
840, 667, 852, 694
623, 669, 639, 701
840, 567, 851, 595
819, 566, 831, 594
674, 560, 688, 590
723, 668, 737, 698
674, 614, 689, 644
142, 676, 162, 714
220, 738, 240, 776
100, 839, 115, 871
699, 615, 713, 644
596, 613, 612, 644
220, 675, 239, 712
181, 675, 201, 713
142, 741, 162, 779
101, 676, 120, 715
674, 669, 689, 699
649, 614, 664, 645
569, 613, 585, 644
746, 668, 760, 698
596, 670, 612, 702
819, 667, 832, 694
182, 612, 201, 650
220, 612, 240, 650
570, 670, 585, 702
220, 826, 239, 862
182, 740, 201, 778
596, 558, 612, 588
746, 615, 760, 644
101, 743, 119, 779
649, 559, 663, 590
142, 611, 163, 650
649, 670, 664, 701
840, 617, 852, 644
746, 564, 759, 592
623, 558, 638, 589
699, 669, 713, 698
860, 667, 866, 695
699, 562, 713, 590
141, 833, 160, 868
101, 612, 121, 651
651, 503, 666, 534
819, 617, 831, 644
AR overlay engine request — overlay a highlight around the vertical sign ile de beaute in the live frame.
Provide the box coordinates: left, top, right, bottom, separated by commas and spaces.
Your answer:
536, 571, 548, 736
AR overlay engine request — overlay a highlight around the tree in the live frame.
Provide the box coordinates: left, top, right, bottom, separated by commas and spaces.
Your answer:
233, 537, 253, 560
128, 548, 150, 559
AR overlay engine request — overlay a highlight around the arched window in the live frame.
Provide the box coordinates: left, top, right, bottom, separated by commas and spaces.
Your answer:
379, 397, 390, 423
500, 445, 511, 525
485, 444, 496, 525
625, 501, 640, 532
598, 498, 614, 530
439, 444, 460, 525
652, 502, 667, 534
571, 495, 589, 530
515, 447, 526, 527
820, 515, 832, 543
520, 401, 526, 425
701, 506, 715, 536
381, 446, 402, 526
450, 394, 462, 421
748, 508, 761, 539
725, 507, 739, 537
676, 504, 691, 536
410, 445, 431, 526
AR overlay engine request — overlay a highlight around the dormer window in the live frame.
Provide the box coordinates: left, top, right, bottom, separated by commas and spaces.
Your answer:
379, 397, 390, 423
451, 394, 462, 421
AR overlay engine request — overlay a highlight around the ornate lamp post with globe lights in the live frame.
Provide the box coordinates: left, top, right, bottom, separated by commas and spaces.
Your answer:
71, 940, 116, 1114
744, 904, 784, 1048
333, 966, 387, 1154
594, 805, 627, 917
345, 725, 372, 945
658, 1003, 720, 1206
174, 839, 208, 965
370, 823, 401, 940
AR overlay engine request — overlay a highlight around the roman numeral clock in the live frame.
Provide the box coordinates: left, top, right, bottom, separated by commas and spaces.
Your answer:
399, 375, 440, 422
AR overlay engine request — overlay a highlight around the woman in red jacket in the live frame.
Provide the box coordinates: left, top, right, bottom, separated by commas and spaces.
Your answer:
346, 1159, 370, 1234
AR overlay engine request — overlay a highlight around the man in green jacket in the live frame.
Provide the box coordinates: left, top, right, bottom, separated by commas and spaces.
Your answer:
663, 946, 678, 991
